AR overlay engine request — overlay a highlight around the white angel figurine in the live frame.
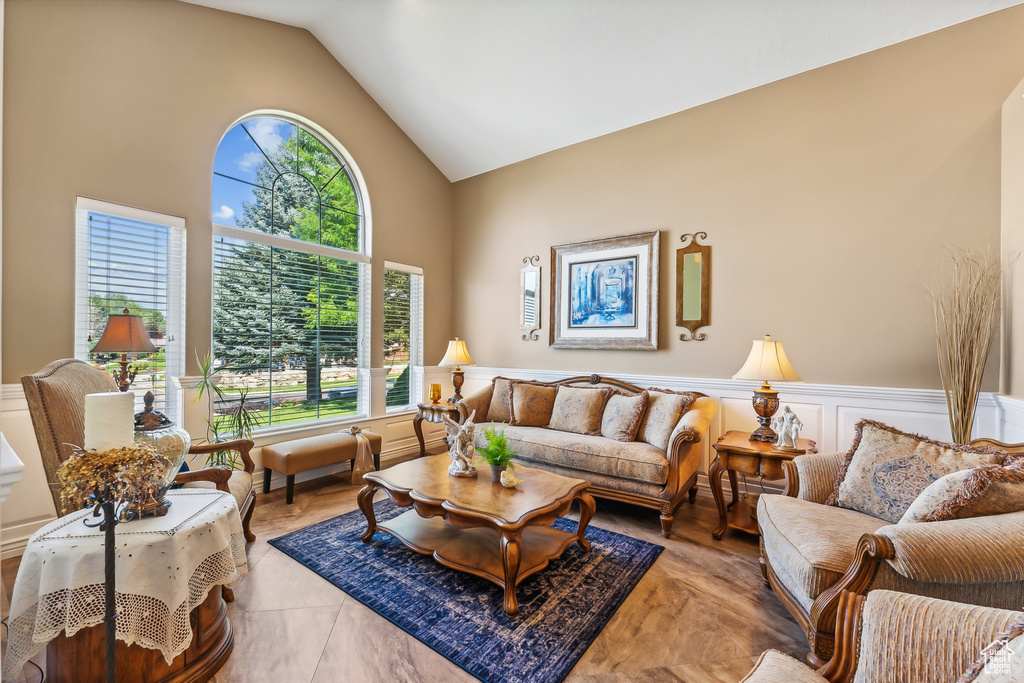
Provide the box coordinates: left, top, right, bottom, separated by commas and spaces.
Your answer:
442, 410, 478, 478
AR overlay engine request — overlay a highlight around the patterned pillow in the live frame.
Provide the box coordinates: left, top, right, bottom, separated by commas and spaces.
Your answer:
487, 377, 513, 423
548, 386, 611, 436
637, 388, 697, 451
508, 381, 558, 427
957, 614, 1024, 682
827, 420, 1003, 523
601, 391, 649, 442
900, 457, 1024, 523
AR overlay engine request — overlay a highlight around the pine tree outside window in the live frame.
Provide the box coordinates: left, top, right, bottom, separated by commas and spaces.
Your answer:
211, 114, 369, 429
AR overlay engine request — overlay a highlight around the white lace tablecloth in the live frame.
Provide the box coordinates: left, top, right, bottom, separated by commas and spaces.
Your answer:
2, 489, 248, 680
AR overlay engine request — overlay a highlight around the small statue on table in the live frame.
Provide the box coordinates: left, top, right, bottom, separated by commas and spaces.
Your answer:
442, 410, 478, 478
772, 405, 804, 451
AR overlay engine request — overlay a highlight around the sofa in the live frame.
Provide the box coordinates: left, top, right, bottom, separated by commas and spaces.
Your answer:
457, 374, 718, 536
741, 589, 1024, 683
758, 420, 1024, 666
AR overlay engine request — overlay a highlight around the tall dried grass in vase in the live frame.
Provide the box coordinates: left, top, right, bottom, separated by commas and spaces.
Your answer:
929, 248, 1002, 444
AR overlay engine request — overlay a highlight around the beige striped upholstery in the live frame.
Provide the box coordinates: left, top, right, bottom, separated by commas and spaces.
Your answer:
877, 511, 1024, 584
786, 451, 847, 504
262, 431, 382, 475
758, 494, 887, 600
740, 650, 826, 683
182, 470, 253, 511
853, 591, 1021, 683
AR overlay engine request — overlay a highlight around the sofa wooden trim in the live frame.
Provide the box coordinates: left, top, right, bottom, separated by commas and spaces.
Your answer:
458, 374, 709, 537
816, 591, 866, 683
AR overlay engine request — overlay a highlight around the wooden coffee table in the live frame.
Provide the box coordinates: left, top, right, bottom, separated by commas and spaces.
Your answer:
357, 454, 596, 615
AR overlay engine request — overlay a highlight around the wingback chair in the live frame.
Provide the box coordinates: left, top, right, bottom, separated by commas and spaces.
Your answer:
757, 438, 1024, 667
740, 589, 1023, 683
21, 358, 257, 543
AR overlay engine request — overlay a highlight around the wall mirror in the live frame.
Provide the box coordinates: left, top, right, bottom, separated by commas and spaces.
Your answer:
521, 256, 541, 341
676, 233, 711, 341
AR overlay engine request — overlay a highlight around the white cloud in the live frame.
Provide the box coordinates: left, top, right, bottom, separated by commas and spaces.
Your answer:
237, 151, 264, 172
246, 118, 285, 154
213, 205, 235, 221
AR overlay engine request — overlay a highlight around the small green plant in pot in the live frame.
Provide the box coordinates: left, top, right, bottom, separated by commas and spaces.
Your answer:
477, 423, 517, 483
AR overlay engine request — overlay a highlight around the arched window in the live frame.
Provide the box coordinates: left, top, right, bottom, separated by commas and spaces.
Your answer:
211, 114, 369, 428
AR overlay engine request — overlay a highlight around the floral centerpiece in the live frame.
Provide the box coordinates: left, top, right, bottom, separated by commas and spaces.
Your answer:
57, 443, 166, 518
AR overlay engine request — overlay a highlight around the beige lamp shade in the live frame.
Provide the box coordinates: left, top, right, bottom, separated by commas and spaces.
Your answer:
91, 308, 157, 354
732, 335, 802, 384
438, 337, 475, 369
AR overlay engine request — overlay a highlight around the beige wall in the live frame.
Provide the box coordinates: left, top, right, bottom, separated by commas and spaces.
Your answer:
2, 0, 453, 383
453, 6, 1024, 390
1003, 73, 1024, 398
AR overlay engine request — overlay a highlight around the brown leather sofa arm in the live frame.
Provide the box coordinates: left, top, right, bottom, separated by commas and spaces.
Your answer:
457, 385, 493, 423
174, 465, 232, 493
188, 439, 256, 474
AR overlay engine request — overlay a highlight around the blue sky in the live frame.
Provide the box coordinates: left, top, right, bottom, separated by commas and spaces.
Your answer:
212, 118, 294, 227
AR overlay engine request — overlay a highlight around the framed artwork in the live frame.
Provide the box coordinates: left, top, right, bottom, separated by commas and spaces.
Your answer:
549, 231, 659, 350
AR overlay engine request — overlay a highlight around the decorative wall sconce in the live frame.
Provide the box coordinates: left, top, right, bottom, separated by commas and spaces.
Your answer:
676, 233, 711, 341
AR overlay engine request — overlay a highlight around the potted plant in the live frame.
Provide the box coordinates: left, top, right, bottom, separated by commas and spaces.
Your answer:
189, 352, 262, 468
477, 423, 517, 483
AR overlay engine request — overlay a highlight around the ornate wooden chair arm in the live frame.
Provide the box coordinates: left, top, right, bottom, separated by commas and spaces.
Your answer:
188, 439, 256, 474
174, 466, 232, 493
816, 590, 865, 683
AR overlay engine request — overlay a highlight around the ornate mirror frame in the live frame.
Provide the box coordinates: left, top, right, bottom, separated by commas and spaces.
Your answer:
676, 232, 711, 341
521, 255, 541, 341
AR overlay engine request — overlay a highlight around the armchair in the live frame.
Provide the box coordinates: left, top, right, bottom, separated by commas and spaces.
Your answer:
758, 441, 1024, 666
740, 589, 1023, 683
21, 359, 257, 543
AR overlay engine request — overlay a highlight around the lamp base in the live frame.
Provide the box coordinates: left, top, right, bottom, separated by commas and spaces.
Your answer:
748, 385, 780, 443
447, 369, 466, 404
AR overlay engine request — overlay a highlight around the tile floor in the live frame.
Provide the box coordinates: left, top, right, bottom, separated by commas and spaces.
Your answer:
2, 451, 809, 682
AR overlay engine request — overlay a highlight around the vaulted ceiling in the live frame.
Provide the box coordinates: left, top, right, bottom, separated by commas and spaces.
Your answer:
182, 0, 1023, 181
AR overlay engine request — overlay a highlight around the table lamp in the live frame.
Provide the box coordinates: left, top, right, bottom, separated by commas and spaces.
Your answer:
732, 334, 802, 442
90, 308, 157, 392
439, 337, 475, 403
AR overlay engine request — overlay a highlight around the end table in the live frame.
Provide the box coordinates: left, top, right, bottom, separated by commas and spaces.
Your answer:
710, 430, 817, 540
413, 402, 461, 456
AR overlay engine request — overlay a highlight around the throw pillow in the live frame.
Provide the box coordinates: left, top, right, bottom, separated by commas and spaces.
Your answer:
487, 376, 513, 423
826, 419, 1003, 523
508, 381, 558, 427
957, 615, 1024, 683
600, 391, 649, 442
548, 386, 612, 436
899, 457, 1024, 523
637, 388, 697, 451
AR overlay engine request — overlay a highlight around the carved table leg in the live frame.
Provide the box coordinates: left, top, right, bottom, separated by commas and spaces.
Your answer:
357, 484, 378, 542
726, 469, 739, 511
413, 408, 427, 457
709, 454, 729, 540
500, 532, 522, 615
575, 492, 595, 552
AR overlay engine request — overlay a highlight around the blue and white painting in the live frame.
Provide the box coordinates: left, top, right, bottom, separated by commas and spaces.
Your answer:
569, 257, 638, 328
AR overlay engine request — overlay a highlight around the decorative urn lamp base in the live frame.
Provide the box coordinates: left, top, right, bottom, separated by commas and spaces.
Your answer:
748, 383, 780, 443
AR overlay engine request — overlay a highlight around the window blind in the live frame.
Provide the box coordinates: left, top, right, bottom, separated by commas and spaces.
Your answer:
383, 266, 423, 410
74, 200, 185, 421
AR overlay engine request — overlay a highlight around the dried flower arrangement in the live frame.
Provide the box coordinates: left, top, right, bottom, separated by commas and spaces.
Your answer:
57, 443, 166, 517
929, 248, 1002, 444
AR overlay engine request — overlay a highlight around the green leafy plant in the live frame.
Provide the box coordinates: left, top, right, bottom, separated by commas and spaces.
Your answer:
189, 351, 262, 468
476, 423, 517, 469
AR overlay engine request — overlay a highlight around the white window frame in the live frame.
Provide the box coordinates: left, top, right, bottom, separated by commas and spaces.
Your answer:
74, 197, 186, 422
383, 261, 424, 413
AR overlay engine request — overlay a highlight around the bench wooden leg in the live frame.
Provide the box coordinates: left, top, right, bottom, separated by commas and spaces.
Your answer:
263, 468, 273, 494
286, 474, 295, 504
374, 452, 380, 470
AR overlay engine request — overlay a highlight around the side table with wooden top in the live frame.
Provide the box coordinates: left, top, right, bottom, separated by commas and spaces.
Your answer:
412, 402, 461, 456
709, 430, 817, 540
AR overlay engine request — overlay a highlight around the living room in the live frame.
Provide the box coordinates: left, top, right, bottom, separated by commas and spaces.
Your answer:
2, 1, 1024, 681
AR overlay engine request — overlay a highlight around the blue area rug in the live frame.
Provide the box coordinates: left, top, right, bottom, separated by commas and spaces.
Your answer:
268, 499, 663, 683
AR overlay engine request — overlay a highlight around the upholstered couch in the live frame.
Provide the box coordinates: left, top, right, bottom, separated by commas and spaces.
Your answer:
457, 374, 718, 536
741, 589, 1024, 683
758, 422, 1024, 667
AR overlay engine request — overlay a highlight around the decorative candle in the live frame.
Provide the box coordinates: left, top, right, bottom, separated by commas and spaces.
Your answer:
84, 391, 136, 452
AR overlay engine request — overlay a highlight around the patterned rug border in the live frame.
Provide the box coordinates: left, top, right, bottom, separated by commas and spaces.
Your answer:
268, 499, 664, 683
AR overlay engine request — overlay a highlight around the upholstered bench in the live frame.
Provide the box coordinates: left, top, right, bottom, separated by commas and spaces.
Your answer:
262, 430, 382, 503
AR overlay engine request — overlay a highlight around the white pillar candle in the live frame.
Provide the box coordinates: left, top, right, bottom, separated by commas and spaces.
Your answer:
84, 391, 136, 452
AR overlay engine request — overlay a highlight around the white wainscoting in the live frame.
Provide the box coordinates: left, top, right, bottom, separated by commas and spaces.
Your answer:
462, 367, 1019, 494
